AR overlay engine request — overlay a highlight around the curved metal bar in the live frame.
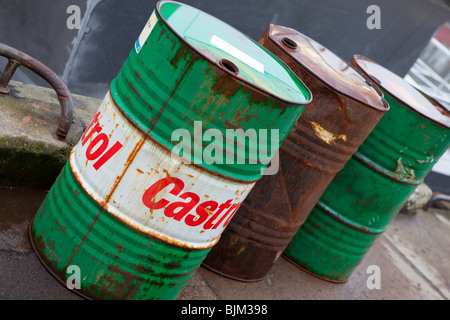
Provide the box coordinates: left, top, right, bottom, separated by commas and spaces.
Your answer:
0, 43, 74, 140
424, 192, 450, 211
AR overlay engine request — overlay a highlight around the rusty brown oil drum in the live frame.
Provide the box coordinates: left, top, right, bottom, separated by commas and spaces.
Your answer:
201, 25, 389, 282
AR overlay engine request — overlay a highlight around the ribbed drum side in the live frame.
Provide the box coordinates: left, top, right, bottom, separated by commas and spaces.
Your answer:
30, 163, 209, 300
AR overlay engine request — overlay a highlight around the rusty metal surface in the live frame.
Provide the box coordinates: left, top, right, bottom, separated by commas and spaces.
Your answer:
29, 2, 311, 299
282, 56, 450, 283
156, 3, 311, 106
0, 43, 74, 140
69, 91, 256, 249
265, 25, 387, 110
112, 1, 312, 182
202, 24, 389, 282
29, 161, 209, 300
351, 55, 450, 129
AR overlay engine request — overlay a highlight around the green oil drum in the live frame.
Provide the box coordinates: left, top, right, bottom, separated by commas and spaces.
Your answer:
29, 1, 311, 299
283, 55, 450, 282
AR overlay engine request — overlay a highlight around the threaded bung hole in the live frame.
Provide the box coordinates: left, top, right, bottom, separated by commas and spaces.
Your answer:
281, 37, 298, 50
220, 59, 239, 74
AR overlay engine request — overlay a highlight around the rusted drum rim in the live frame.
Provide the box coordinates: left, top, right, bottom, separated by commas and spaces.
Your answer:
155, 1, 312, 106
282, 254, 349, 284
201, 263, 268, 283
28, 220, 94, 300
351, 54, 450, 129
112, 1, 313, 182
264, 25, 389, 112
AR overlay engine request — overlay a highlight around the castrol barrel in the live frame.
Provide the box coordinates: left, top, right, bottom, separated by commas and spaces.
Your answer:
29, 1, 311, 299
202, 25, 389, 282
284, 55, 450, 282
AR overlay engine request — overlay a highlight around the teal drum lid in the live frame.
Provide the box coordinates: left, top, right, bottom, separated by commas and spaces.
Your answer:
157, 1, 312, 105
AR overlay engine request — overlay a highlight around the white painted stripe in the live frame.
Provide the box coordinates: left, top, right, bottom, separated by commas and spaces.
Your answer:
136, 11, 158, 54
70, 91, 255, 249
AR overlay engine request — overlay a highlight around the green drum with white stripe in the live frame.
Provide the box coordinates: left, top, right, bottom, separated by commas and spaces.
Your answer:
30, 1, 311, 299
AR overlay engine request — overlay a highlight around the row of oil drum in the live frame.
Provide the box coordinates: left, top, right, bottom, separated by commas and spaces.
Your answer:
28, 1, 450, 299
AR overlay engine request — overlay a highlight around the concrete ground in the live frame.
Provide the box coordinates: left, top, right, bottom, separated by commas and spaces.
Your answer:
0, 184, 448, 300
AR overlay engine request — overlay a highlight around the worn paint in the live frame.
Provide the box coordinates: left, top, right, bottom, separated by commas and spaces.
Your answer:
202, 25, 388, 282
284, 55, 450, 282
111, 3, 311, 182
30, 3, 311, 299
70, 91, 255, 249
29, 163, 208, 300
310, 122, 347, 144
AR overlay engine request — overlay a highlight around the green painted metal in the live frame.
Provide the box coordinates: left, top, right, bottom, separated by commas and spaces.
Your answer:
111, 1, 311, 182
30, 163, 206, 300
29, 1, 311, 300
284, 56, 450, 282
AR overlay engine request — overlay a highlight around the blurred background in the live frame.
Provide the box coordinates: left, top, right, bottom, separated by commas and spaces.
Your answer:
0, 0, 448, 97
